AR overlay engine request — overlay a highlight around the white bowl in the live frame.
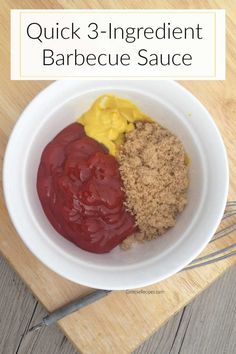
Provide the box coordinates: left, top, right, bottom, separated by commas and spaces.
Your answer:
3, 81, 228, 290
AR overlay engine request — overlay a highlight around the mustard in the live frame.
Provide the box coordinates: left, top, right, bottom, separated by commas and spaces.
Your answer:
77, 94, 151, 156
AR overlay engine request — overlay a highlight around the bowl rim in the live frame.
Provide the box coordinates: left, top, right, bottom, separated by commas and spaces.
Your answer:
3, 80, 229, 289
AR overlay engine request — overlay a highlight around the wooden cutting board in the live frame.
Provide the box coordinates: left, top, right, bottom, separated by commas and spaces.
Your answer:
0, 1, 235, 353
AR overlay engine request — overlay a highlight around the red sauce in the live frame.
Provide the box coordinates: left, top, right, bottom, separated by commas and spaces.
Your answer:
37, 123, 136, 253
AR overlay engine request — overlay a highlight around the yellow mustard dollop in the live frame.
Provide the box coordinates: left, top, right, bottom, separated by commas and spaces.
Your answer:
77, 94, 151, 156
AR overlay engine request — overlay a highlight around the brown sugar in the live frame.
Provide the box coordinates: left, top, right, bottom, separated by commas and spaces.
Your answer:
118, 121, 189, 249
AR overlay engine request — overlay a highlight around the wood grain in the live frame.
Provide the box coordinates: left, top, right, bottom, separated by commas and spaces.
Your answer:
0, 256, 78, 354
0, 1, 236, 353
0, 256, 235, 353
135, 265, 236, 354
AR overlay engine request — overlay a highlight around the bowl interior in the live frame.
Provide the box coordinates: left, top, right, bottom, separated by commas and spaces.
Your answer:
24, 87, 205, 268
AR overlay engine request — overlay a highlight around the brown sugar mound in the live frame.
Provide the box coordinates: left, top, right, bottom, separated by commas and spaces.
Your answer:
118, 121, 189, 249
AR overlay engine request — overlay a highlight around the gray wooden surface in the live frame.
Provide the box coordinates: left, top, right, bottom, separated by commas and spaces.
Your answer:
0, 256, 235, 354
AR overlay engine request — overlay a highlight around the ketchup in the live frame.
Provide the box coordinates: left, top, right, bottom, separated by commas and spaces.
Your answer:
37, 123, 136, 253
